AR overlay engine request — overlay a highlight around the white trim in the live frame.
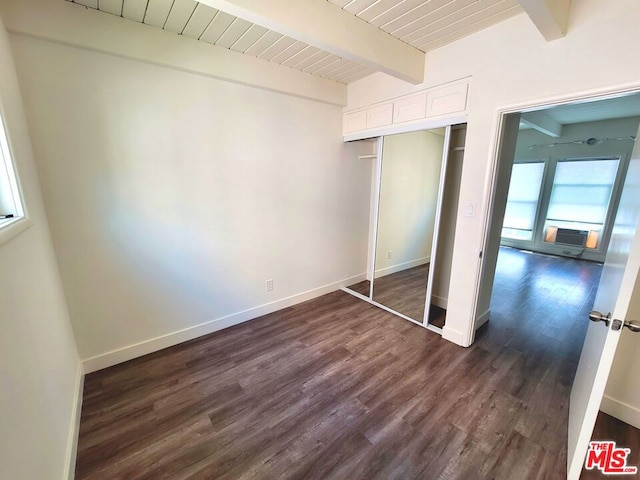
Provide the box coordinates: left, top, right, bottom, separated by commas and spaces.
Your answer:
422, 125, 452, 325
367, 137, 384, 294
600, 395, 640, 430
442, 324, 468, 346
64, 361, 84, 480
374, 256, 429, 278
475, 309, 491, 329
82, 274, 366, 373
431, 294, 448, 310
470, 81, 640, 347
0, 216, 32, 246
344, 114, 467, 142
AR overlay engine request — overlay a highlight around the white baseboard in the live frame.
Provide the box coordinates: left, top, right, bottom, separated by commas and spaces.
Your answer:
64, 361, 84, 480
82, 273, 366, 373
374, 256, 429, 279
442, 325, 468, 347
600, 395, 640, 429
475, 309, 491, 329
431, 294, 448, 309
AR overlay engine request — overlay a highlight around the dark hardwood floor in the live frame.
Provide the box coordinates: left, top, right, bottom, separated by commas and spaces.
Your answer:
77, 247, 607, 479
581, 412, 640, 479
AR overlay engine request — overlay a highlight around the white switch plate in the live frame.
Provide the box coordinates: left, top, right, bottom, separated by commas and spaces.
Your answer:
465, 203, 476, 218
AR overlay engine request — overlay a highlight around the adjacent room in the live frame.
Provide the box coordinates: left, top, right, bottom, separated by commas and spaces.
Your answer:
2, 0, 640, 479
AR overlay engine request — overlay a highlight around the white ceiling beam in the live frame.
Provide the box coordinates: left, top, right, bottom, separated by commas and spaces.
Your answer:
520, 111, 563, 138
0, 0, 347, 105
198, 0, 426, 84
518, 0, 572, 41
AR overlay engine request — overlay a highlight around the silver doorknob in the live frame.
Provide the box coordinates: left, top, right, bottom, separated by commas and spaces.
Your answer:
624, 320, 640, 333
589, 311, 611, 326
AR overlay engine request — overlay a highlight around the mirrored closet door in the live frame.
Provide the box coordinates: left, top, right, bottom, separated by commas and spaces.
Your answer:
344, 125, 466, 331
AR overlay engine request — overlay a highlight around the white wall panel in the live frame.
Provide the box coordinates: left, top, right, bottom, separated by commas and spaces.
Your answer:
0, 17, 80, 480
9, 34, 370, 365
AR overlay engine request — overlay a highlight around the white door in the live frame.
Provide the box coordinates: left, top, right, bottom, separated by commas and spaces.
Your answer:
567, 142, 640, 479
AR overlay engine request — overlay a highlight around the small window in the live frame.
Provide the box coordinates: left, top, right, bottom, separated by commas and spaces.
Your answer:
501, 161, 545, 241
0, 114, 25, 231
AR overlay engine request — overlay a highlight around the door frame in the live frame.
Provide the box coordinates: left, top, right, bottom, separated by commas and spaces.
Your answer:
469, 81, 640, 344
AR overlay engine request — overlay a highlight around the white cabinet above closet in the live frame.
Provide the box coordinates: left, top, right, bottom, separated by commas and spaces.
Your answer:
343, 79, 470, 141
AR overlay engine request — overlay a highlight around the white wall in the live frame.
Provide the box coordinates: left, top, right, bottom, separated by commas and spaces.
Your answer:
603, 271, 640, 429
601, 123, 640, 428
347, 0, 640, 346
10, 34, 372, 371
374, 130, 444, 276
0, 16, 81, 480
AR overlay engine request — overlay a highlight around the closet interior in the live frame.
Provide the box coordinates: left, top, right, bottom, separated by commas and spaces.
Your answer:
343, 124, 466, 332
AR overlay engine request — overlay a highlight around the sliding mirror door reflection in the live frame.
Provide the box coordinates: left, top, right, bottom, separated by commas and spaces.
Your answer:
371, 129, 446, 323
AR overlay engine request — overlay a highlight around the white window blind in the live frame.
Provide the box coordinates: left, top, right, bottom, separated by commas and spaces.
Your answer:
546, 158, 619, 226
502, 162, 545, 240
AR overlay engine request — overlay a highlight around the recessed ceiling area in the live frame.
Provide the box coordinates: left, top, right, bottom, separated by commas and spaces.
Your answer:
538, 94, 640, 125
519, 93, 640, 136
68, 0, 525, 85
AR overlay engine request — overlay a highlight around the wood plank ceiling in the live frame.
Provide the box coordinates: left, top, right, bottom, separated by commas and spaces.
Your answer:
329, 0, 523, 52
68, 0, 523, 85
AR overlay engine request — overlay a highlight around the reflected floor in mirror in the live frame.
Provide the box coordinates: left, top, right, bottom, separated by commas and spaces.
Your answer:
346, 279, 370, 297
346, 264, 447, 327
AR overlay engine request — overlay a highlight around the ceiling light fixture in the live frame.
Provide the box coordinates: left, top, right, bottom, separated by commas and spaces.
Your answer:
528, 135, 637, 149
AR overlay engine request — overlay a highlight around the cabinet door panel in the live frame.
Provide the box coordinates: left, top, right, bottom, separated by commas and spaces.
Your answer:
367, 103, 394, 129
344, 110, 367, 134
426, 83, 468, 117
393, 93, 427, 123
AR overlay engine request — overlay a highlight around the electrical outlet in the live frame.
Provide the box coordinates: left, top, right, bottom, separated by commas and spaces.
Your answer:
265, 279, 274, 292
388, 250, 393, 260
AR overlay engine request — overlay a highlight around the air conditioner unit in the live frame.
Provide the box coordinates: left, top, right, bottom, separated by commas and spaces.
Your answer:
553, 228, 588, 247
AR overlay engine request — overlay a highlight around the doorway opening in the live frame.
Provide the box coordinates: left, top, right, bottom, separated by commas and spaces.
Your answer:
477, 91, 640, 478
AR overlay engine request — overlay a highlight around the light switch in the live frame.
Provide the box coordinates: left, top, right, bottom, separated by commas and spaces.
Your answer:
465, 203, 476, 218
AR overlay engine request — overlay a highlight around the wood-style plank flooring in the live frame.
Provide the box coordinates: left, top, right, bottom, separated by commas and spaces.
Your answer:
581, 412, 640, 479
346, 264, 446, 327
77, 247, 605, 479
